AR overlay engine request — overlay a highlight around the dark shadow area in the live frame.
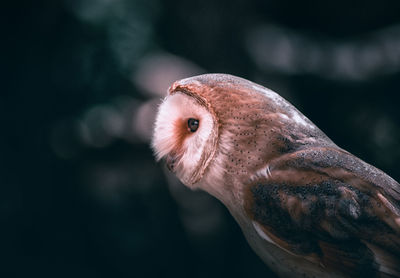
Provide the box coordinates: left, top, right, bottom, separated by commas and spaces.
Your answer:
1, 0, 400, 277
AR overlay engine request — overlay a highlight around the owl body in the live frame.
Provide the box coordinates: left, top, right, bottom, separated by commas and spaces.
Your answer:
152, 74, 400, 277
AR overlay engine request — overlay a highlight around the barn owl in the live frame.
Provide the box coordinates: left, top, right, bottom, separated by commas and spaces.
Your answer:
152, 74, 400, 278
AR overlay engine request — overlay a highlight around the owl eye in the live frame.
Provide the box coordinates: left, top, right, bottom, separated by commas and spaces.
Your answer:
187, 118, 199, 132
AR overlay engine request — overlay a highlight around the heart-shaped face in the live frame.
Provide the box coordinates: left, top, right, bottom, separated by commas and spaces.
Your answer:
152, 91, 217, 186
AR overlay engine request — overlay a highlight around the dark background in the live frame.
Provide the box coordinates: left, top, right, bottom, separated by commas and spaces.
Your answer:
2, 0, 400, 277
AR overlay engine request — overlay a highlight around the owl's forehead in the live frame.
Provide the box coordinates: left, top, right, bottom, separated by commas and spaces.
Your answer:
163, 92, 209, 117
168, 83, 275, 120
169, 75, 277, 107
168, 74, 316, 131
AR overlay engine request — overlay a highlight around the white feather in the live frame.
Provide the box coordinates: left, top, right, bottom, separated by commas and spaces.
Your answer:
252, 84, 315, 129
152, 93, 214, 185
253, 221, 275, 244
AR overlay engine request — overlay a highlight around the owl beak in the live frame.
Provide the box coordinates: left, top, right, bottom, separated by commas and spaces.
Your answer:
165, 154, 177, 173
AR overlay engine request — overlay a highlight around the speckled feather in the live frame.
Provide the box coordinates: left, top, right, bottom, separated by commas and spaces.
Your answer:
153, 74, 400, 278
245, 147, 400, 277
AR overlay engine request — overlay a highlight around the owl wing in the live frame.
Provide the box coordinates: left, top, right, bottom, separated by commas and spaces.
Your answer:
244, 147, 400, 277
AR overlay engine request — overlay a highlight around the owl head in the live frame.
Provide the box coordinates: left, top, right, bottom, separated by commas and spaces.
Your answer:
152, 74, 323, 197
152, 84, 219, 186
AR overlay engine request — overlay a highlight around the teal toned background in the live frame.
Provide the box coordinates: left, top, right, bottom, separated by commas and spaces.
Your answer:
2, 0, 400, 277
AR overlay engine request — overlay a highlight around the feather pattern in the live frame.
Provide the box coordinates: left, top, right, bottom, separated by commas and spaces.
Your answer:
244, 147, 400, 277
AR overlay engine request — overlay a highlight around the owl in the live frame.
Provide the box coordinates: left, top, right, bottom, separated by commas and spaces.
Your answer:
152, 74, 400, 278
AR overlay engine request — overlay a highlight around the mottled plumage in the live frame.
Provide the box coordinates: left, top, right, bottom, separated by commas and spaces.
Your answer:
152, 74, 400, 277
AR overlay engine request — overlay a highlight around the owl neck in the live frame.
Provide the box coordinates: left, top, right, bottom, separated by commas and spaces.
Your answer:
199, 161, 246, 213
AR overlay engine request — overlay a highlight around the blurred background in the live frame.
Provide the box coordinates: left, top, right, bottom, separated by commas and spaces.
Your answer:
2, 0, 400, 277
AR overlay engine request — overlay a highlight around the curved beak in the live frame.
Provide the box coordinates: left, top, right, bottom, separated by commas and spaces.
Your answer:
165, 154, 177, 172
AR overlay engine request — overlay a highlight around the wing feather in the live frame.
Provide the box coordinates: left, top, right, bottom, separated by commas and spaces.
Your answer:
244, 147, 400, 277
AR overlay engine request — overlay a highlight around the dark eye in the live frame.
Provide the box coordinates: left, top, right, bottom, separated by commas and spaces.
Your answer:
187, 118, 199, 132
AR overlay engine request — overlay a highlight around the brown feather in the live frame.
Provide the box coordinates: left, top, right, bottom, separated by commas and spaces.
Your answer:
244, 147, 400, 277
